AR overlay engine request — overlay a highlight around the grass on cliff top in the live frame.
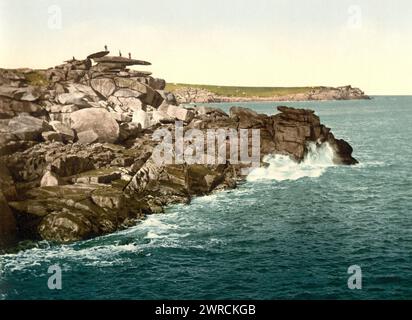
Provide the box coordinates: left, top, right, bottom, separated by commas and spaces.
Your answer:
25, 71, 50, 86
166, 83, 319, 97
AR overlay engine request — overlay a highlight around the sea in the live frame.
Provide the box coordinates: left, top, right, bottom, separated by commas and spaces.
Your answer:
1, 96, 411, 300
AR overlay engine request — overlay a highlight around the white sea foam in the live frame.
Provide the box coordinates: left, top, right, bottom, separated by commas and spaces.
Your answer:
0, 241, 143, 272
145, 231, 162, 239
195, 194, 218, 203
247, 142, 335, 182
353, 160, 386, 169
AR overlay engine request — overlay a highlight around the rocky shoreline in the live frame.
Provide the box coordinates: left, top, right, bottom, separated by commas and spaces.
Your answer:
172, 85, 370, 104
0, 50, 358, 252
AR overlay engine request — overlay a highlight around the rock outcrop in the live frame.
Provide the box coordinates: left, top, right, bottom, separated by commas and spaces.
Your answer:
70, 108, 120, 143
0, 161, 17, 248
0, 49, 358, 251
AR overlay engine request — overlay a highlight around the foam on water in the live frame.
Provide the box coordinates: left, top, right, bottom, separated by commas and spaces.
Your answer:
247, 142, 335, 182
0, 214, 186, 273
0, 241, 142, 272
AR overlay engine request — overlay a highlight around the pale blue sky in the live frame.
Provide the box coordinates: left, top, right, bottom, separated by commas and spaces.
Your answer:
1, 0, 411, 94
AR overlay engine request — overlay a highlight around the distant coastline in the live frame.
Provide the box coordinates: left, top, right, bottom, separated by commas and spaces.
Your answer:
166, 83, 370, 104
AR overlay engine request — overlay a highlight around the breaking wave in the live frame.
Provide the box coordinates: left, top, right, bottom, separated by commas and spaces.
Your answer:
247, 142, 335, 182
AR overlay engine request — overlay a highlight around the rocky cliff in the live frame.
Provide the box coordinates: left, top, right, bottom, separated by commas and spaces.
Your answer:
0, 50, 358, 251
172, 85, 370, 104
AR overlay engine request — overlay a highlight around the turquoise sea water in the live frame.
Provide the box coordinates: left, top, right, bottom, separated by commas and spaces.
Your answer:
1, 96, 412, 300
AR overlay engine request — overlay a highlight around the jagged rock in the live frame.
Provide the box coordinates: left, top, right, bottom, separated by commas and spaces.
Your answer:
118, 122, 142, 142
186, 164, 229, 195
46, 68, 66, 83
65, 83, 99, 99
40, 171, 61, 187
127, 158, 190, 204
126, 158, 235, 204
67, 70, 87, 82
152, 110, 175, 124
157, 90, 178, 106
49, 121, 75, 142
0, 85, 42, 102
20, 87, 43, 102
195, 105, 228, 117
113, 88, 143, 98
114, 78, 163, 107
114, 96, 144, 112
87, 50, 110, 60
173, 86, 217, 104
90, 63, 127, 73
272, 106, 357, 164
49, 113, 73, 125
42, 131, 63, 142
47, 104, 80, 113
165, 105, 195, 122
110, 111, 132, 123
76, 129, 99, 144
0, 68, 25, 84
0, 139, 37, 156
132, 110, 153, 129
38, 211, 96, 243
329, 138, 358, 165
0, 97, 44, 118
0, 191, 17, 249
90, 78, 116, 98
93, 56, 151, 66
8, 115, 53, 141
70, 108, 120, 143
230, 106, 266, 128
128, 70, 152, 77
3, 143, 141, 184
0, 161, 17, 200
70, 59, 92, 70
149, 78, 166, 90
75, 168, 122, 184
9, 184, 148, 243
57, 92, 92, 106
90, 187, 125, 210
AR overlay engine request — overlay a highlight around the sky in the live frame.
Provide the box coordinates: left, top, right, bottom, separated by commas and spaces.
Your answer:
1, 0, 411, 95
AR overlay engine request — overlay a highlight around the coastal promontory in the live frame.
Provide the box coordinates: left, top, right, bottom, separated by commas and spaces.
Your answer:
0, 50, 358, 251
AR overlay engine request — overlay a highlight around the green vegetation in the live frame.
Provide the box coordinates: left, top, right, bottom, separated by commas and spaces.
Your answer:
166, 83, 319, 97
25, 71, 50, 86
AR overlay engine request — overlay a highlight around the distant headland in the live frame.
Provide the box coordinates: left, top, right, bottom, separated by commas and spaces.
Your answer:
166, 83, 370, 104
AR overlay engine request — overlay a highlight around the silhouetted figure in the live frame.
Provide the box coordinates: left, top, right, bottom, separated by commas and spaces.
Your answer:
73, 56, 76, 61
104, 45, 108, 51
119, 50, 122, 57
128, 52, 131, 59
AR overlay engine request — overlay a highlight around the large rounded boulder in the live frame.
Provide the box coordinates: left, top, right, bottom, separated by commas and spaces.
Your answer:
38, 211, 96, 243
70, 108, 119, 143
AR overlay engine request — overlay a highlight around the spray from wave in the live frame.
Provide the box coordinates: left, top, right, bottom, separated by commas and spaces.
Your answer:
247, 142, 335, 182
